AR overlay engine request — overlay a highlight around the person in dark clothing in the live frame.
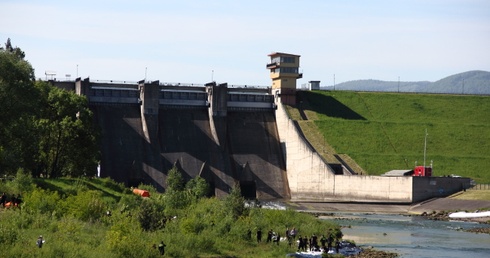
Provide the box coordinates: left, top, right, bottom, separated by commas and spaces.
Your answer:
327, 233, 333, 251
11, 195, 17, 206
302, 236, 308, 251
256, 229, 262, 243
0, 192, 6, 207
335, 239, 340, 253
158, 241, 166, 255
297, 235, 303, 251
36, 235, 44, 248
266, 229, 273, 243
14, 194, 21, 206
273, 232, 280, 245
320, 235, 327, 249
311, 234, 318, 251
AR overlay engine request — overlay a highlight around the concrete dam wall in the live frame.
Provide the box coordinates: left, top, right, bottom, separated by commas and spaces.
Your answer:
65, 78, 471, 203
83, 79, 288, 199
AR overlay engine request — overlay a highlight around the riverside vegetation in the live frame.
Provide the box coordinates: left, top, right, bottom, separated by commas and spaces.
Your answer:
0, 169, 348, 258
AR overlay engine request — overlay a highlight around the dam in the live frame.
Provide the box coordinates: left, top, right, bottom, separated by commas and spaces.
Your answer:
73, 78, 289, 199
51, 52, 470, 202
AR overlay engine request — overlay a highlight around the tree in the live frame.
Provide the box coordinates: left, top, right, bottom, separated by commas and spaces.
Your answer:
0, 38, 99, 178
0, 38, 38, 175
166, 165, 185, 192
186, 176, 210, 200
35, 82, 99, 178
224, 183, 247, 220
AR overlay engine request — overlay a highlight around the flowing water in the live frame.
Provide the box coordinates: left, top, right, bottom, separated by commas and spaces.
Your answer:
322, 213, 490, 258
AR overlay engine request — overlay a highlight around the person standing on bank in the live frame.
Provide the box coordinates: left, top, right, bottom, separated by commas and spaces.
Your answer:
158, 241, 166, 255
36, 235, 44, 248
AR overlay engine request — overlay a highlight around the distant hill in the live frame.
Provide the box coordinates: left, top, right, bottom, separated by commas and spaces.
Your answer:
322, 70, 490, 95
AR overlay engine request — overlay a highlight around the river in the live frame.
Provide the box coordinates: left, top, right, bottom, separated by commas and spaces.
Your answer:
322, 213, 490, 258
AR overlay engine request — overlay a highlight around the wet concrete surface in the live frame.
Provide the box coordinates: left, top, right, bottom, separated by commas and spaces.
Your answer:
289, 198, 490, 214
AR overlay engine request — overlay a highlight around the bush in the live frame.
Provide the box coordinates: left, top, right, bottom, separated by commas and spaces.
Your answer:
61, 190, 106, 222
138, 198, 166, 231
0, 224, 18, 245
23, 188, 61, 216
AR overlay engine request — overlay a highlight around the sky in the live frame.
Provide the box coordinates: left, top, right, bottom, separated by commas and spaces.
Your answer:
1, 0, 489, 86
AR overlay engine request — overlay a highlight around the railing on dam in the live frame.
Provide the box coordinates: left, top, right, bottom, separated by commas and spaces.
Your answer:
159, 88, 208, 107
471, 184, 490, 190
89, 85, 140, 104
51, 79, 275, 109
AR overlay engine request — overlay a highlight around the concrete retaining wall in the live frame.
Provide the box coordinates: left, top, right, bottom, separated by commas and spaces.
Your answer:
333, 175, 413, 203
275, 98, 415, 203
412, 177, 471, 202
275, 99, 335, 201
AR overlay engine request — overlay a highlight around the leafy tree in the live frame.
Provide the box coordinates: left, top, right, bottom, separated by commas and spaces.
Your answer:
0, 38, 39, 176
224, 183, 247, 220
166, 165, 185, 192
35, 81, 99, 178
186, 175, 211, 201
164, 166, 192, 214
0, 39, 98, 178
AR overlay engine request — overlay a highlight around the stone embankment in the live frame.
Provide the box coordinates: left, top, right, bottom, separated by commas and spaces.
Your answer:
351, 248, 398, 258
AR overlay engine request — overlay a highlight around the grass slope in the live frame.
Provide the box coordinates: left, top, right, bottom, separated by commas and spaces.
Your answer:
300, 91, 490, 183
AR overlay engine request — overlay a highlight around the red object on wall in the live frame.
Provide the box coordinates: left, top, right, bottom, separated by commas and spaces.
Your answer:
413, 166, 432, 177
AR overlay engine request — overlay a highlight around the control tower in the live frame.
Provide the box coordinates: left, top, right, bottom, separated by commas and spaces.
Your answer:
266, 52, 302, 105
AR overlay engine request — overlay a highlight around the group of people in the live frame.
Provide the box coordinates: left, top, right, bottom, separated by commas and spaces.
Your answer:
255, 227, 343, 254
0, 192, 22, 208
296, 233, 341, 253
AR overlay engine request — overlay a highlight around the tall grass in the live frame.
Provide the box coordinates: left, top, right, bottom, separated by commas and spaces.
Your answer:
0, 175, 340, 257
302, 91, 490, 183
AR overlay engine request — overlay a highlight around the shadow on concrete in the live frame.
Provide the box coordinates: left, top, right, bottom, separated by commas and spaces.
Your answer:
227, 111, 288, 199
93, 105, 156, 188
93, 105, 289, 199
158, 108, 233, 196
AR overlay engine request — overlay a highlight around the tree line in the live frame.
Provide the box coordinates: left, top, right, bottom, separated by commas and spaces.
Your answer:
0, 38, 99, 178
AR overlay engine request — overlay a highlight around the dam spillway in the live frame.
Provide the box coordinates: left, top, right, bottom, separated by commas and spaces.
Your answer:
76, 78, 289, 199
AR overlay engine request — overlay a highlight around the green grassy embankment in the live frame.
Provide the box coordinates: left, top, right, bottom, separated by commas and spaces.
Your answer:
295, 91, 490, 183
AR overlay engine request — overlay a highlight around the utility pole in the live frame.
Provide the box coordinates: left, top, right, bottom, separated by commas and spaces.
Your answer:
462, 79, 465, 94
398, 76, 400, 93
423, 128, 428, 173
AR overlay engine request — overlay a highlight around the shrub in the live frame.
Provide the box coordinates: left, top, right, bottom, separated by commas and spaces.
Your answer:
22, 188, 61, 216
0, 223, 18, 244
61, 190, 106, 222
138, 198, 166, 231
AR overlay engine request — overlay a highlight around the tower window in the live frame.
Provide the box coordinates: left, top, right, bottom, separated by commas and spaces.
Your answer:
279, 67, 298, 73
281, 56, 295, 63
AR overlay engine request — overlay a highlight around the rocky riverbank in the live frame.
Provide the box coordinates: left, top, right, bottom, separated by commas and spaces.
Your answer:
351, 248, 399, 258
419, 210, 490, 234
